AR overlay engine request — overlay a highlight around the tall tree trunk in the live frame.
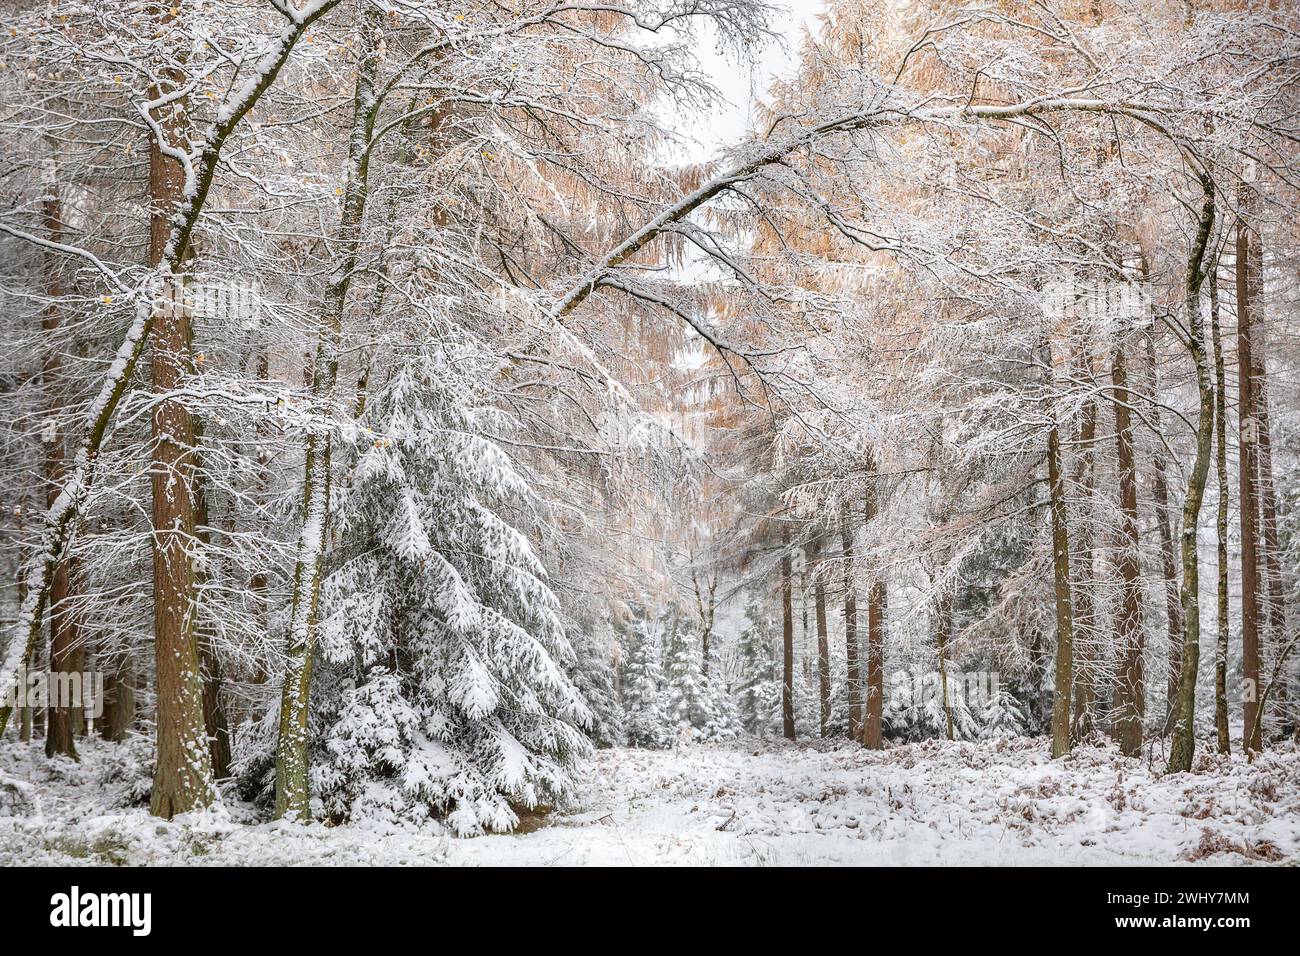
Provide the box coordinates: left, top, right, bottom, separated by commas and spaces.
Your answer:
193, 457, 231, 778
1167, 177, 1216, 774
1113, 339, 1145, 756
1047, 412, 1074, 759
45, 560, 81, 759
690, 564, 718, 681
1210, 265, 1230, 755
15, 509, 32, 742
1070, 399, 1098, 741
1253, 329, 1289, 733
102, 649, 135, 743
39, 161, 81, 760
811, 540, 831, 738
17, 548, 32, 742
839, 499, 861, 740
781, 525, 795, 740
147, 67, 216, 815
863, 482, 885, 749
1141, 311, 1184, 728
1235, 204, 1263, 753
275, 6, 384, 820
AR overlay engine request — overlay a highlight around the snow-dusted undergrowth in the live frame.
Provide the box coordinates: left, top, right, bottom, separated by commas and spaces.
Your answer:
1, 735, 1296, 866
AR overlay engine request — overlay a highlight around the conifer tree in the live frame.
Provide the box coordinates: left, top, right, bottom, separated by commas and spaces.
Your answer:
622, 611, 671, 749
311, 343, 591, 835
735, 601, 778, 735
569, 630, 625, 749
979, 689, 1029, 740
662, 612, 707, 738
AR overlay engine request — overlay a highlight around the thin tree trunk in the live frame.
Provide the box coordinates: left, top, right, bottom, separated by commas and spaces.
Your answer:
811, 540, 831, 738
45, 558, 81, 759
1141, 305, 1184, 729
1210, 264, 1230, 755
193, 457, 231, 778
247, 347, 272, 689
781, 525, 795, 740
275, 6, 385, 819
102, 649, 135, 742
1047, 412, 1074, 759
1070, 399, 1098, 741
1253, 333, 1289, 732
15, 511, 32, 742
863, 482, 885, 749
1167, 177, 1216, 774
1236, 206, 1263, 753
690, 564, 718, 681
839, 499, 861, 740
1113, 338, 1145, 757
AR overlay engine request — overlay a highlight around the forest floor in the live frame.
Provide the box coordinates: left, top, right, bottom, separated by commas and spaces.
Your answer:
1, 735, 1297, 865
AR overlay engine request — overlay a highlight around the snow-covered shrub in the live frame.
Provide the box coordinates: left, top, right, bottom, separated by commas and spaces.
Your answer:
310, 345, 591, 835
0, 776, 40, 817
96, 733, 155, 808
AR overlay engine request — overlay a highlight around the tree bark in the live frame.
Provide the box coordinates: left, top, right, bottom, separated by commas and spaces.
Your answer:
1253, 322, 1289, 733
1047, 413, 1074, 759
690, 563, 718, 681
781, 525, 795, 740
193, 458, 232, 778
809, 539, 831, 737
1141, 318, 1184, 729
1167, 177, 1216, 775
1112, 339, 1145, 757
1210, 265, 1230, 754
275, 5, 384, 819
14, 512, 32, 742
147, 78, 216, 814
102, 649, 135, 743
44, 558, 82, 759
863, 482, 885, 749
1236, 206, 1263, 753
839, 499, 861, 740
1070, 399, 1098, 741
39, 162, 82, 760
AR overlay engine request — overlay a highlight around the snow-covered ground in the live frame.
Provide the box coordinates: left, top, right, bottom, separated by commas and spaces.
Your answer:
2, 736, 1297, 866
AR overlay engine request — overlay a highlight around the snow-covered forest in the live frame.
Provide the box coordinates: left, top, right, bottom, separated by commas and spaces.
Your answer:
0, 0, 1298, 868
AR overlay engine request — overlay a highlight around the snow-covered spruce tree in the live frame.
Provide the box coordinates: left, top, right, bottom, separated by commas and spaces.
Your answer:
569, 629, 625, 749
621, 612, 671, 749
310, 342, 591, 835
883, 671, 980, 743
979, 689, 1029, 740
698, 642, 742, 742
661, 612, 706, 739
735, 601, 778, 735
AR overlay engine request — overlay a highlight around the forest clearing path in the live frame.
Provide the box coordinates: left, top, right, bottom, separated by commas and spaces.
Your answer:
2, 736, 1296, 865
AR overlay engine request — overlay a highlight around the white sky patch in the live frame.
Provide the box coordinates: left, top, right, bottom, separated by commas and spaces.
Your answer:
667, 1, 825, 165
649, 4, 825, 296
